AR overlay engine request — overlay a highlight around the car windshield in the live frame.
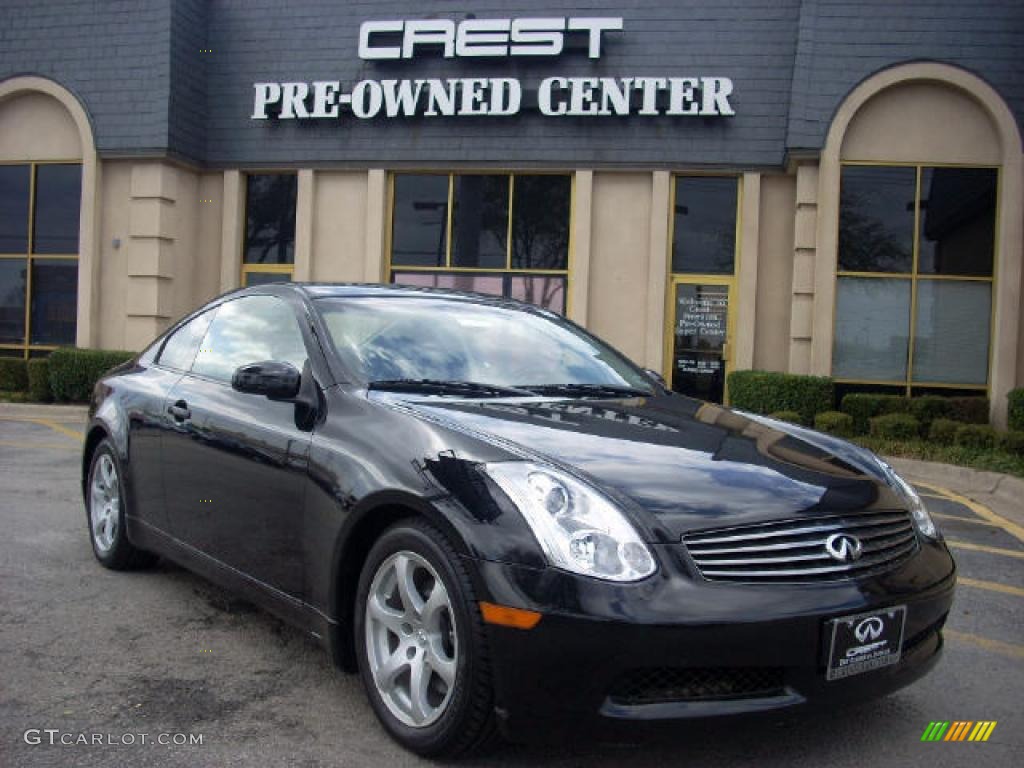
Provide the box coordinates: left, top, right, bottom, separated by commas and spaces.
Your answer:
316, 296, 655, 395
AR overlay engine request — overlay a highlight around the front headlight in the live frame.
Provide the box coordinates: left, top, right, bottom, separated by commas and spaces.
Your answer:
483, 462, 656, 582
881, 463, 939, 540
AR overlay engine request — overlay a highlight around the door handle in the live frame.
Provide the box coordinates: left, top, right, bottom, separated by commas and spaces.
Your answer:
167, 400, 191, 422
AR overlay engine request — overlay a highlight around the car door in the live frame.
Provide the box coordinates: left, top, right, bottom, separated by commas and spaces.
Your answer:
160, 294, 313, 600
125, 308, 215, 534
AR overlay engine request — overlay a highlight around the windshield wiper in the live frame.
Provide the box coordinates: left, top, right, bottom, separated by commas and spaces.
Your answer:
367, 379, 536, 398
519, 383, 651, 398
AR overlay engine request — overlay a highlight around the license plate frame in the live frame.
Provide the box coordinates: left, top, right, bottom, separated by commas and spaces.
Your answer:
826, 605, 907, 681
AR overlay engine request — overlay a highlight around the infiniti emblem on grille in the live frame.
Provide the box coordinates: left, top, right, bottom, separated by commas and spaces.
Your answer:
825, 533, 863, 562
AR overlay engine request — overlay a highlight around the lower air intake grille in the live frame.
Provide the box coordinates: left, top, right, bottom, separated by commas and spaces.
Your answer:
609, 667, 786, 705
683, 509, 919, 582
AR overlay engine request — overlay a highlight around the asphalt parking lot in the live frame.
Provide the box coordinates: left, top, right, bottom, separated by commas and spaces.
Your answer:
1, 412, 1022, 767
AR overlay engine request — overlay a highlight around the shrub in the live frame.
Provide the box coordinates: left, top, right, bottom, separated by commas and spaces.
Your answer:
768, 410, 803, 425
955, 424, 997, 450
996, 430, 1024, 456
869, 413, 921, 440
841, 393, 910, 434
929, 418, 960, 446
48, 348, 135, 402
909, 396, 952, 430
947, 397, 989, 425
27, 359, 53, 402
0, 357, 28, 392
727, 371, 833, 425
814, 410, 855, 437
1008, 389, 1024, 432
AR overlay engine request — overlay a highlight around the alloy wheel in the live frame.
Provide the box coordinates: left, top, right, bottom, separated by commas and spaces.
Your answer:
364, 550, 458, 728
89, 453, 120, 554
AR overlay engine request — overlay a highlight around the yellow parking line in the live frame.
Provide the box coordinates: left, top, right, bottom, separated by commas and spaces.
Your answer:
931, 512, 1001, 527
0, 416, 83, 441
958, 577, 1024, 598
947, 540, 1024, 560
945, 629, 1024, 660
917, 481, 1024, 546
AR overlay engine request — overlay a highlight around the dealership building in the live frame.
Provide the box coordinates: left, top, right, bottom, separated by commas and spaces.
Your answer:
1, 1, 1022, 422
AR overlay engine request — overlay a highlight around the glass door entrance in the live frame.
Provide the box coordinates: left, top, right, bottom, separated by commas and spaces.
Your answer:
669, 279, 733, 403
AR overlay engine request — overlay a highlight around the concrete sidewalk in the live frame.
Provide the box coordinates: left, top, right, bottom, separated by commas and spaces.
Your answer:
0, 402, 89, 422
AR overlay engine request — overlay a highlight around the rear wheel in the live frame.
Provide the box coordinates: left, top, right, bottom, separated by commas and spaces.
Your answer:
354, 520, 496, 757
86, 440, 156, 570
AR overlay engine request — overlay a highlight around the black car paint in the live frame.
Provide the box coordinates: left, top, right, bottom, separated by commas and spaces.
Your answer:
83, 284, 956, 739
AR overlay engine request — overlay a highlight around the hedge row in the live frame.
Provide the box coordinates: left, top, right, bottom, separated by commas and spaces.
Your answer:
839, 393, 989, 434
1010, 388, 1024, 431
728, 371, 834, 425
0, 358, 28, 391
48, 348, 135, 402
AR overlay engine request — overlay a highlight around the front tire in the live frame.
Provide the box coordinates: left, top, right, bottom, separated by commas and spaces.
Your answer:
354, 520, 496, 758
86, 439, 156, 570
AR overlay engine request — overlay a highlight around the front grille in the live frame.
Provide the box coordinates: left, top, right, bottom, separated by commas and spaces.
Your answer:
609, 667, 785, 705
683, 509, 919, 582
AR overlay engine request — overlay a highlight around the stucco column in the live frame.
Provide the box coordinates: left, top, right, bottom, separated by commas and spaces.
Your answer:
788, 162, 820, 374
77, 151, 101, 347
644, 171, 670, 371
219, 170, 244, 292
123, 162, 177, 349
293, 169, 314, 282
364, 169, 387, 283
568, 170, 593, 327
734, 172, 761, 371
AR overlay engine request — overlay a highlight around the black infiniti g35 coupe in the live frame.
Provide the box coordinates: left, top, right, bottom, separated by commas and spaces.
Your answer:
82, 283, 955, 757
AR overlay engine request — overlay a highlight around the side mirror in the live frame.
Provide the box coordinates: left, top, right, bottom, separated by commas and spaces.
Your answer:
231, 361, 301, 400
643, 368, 667, 387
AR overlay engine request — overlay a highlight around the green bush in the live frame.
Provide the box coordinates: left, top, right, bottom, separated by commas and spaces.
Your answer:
996, 430, 1024, 456
814, 410, 855, 437
909, 396, 952, 430
27, 359, 53, 402
0, 357, 28, 392
727, 371, 833, 424
841, 393, 910, 434
48, 348, 135, 402
768, 410, 803, 425
947, 397, 989, 425
928, 418, 960, 445
869, 413, 921, 440
955, 424, 997, 450
1008, 389, 1024, 432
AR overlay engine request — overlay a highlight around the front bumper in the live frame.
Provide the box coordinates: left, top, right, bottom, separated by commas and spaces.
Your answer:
471, 538, 955, 742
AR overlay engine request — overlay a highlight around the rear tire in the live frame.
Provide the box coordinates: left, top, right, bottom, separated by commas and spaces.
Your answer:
86, 439, 157, 570
354, 519, 497, 758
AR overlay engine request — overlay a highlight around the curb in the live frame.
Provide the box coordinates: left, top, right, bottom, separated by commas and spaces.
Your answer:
886, 455, 1024, 526
0, 402, 90, 421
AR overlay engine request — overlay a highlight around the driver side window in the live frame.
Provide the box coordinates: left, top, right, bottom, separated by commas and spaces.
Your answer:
192, 295, 308, 383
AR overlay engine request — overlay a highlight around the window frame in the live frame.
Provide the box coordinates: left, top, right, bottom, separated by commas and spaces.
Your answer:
0, 159, 82, 359
240, 171, 298, 287
385, 171, 574, 314
833, 160, 1000, 395
661, 173, 743, 401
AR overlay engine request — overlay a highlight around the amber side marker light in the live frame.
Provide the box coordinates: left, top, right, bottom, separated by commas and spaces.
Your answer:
479, 601, 543, 629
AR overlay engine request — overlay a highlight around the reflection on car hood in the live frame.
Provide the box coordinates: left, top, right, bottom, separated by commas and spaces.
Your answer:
382, 392, 900, 537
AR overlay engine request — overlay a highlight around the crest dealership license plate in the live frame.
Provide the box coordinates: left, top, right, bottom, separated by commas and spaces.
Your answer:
826, 606, 907, 681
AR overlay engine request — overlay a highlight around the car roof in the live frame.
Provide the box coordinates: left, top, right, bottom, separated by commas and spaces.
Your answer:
240, 282, 550, 310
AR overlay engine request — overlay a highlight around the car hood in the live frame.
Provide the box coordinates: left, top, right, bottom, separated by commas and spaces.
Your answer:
382, 392, 905, 540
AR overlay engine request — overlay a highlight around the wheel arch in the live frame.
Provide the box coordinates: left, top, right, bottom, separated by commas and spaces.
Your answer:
81, 423, 110, 500
328, 492, 474, 672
